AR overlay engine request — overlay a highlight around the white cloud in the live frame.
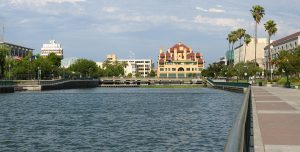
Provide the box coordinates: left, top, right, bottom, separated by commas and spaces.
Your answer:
194, 15, 244, 28
195, 7, 225, 13
96, 24, 147, 34
102, 7, 118, 13
114, 14, 185, 24
208, 8, 225, 13
9, 0, 85, 6
195, 7, 208, 12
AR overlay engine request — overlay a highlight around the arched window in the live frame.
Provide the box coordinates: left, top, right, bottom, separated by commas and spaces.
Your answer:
178, 67, 184, 71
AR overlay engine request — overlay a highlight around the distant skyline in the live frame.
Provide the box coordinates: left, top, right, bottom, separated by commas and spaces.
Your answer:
0, 0, 299, 65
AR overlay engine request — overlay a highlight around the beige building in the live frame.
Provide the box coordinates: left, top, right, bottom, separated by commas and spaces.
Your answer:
233, 38, 268, 68
157, 42, 204, 78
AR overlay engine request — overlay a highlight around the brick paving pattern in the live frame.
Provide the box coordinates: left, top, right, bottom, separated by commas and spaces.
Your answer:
252, 86, 300, 152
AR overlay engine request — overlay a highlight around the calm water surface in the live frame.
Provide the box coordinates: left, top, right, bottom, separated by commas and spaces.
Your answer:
0, 88, 244, 152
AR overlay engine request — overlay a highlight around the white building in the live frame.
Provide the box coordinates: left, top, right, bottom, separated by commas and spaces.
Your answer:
264, 31, 300, 73
234, 38, 268, 68
265, 31, 300, 60
61, 57, 78, 68
118, 59, 152, 77
41, 40, 63, 58
97, 54, 153, 77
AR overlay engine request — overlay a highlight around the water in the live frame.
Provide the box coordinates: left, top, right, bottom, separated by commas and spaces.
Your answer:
0, 88, 244, 152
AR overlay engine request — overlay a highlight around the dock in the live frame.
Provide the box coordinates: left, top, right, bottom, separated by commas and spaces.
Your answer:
252, 86, 300, 152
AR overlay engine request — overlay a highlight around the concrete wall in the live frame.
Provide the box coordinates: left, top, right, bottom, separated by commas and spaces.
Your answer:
42, 80, 99, 90
0, 86, 14, 93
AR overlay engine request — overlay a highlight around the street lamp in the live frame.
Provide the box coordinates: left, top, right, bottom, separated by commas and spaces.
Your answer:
8, 63, 11, 80
38, 66, 41, 85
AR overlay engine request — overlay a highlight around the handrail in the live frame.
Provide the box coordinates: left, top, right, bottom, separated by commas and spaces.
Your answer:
207, 78, 250, 88
224, 87, 251, 152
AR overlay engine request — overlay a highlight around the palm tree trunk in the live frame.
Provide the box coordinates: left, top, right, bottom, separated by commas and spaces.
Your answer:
228, 42, 230, 65
254, 22, 257, 82
239, 39, 241, 63
231, 43, 234, 66
268, 35, 272, 81
255, 23, 257, 64
244, 45, 247, 62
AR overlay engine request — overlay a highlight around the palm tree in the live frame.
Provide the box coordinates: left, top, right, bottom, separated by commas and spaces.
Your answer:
250, 5, 265, 65
226, 34, 233, 65
230, 31, 238, 65
264, 20, 277, 80
236, 28, 246, 63
243, 34, 252, 62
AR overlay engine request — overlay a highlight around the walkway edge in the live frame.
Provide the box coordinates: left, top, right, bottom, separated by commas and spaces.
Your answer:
251, 86, 265, 152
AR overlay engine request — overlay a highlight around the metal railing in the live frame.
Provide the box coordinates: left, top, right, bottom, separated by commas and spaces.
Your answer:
224, 87, 253, 152
207, 78, 250, 88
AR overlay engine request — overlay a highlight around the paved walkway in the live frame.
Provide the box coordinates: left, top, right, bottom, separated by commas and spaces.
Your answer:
252, 86, 300, 152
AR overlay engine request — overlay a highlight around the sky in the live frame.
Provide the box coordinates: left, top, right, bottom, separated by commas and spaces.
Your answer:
0, 0, 299, 66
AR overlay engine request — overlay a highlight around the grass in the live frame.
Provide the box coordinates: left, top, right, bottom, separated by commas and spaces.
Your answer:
141, 84, 203, 89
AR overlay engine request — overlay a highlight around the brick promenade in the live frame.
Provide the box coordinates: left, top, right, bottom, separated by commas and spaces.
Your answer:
252, 86, 300, 152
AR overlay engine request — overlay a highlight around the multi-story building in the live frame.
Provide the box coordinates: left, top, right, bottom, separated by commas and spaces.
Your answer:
40, 40, 64, 58
119, 59, 152, 77
265, 31, 300, 60
97, 54, 153, 77
0, 41, 33, 59
157, 42, 204, 78
263, 31, 300, 72
233, 38, 268, 68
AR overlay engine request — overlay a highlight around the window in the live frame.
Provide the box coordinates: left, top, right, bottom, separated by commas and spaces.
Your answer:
160, 68, 164, 71
186, 68, 190, 71
192, 68, 194, 71
172, 68, 176, 71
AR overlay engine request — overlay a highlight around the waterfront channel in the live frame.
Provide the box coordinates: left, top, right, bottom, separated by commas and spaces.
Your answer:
0, 88, 244, 151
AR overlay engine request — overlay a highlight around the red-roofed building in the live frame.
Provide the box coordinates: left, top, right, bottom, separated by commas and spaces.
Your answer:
157, 42, 204, 78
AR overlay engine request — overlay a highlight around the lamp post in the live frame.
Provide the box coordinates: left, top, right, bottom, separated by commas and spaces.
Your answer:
8, 63, 11, 80
38, 66, 41, 85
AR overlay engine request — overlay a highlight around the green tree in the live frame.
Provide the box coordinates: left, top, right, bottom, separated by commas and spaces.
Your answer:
0, 44, 9, 79
251, 5, 265, 65
226, 34, 233, 65
243, 34, 252, 62
69, 59, 98, 78
127, 73, 133, 78
236, 28, 246, 63
228, 31, 238, 65
149, 70, 156, 77
264, 20, 278, 80
135, 72, 141, 78
273, 50, 299, 87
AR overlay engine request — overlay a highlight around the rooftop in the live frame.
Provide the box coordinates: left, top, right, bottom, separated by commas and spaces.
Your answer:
0, 41, 34, 50
270, 31, 300, 47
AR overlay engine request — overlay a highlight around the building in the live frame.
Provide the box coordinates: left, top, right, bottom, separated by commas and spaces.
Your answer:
97, 54, 153, 77
0, 41, 34, 59
265, 31, 300, 60
40, 40, 63, 58
264, 31, 300, 72
233, 38, 268, 68
157, 42, 204, 78
226, 50, 234, 65
119, 59, 152, 77
61, 57, 78, 68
